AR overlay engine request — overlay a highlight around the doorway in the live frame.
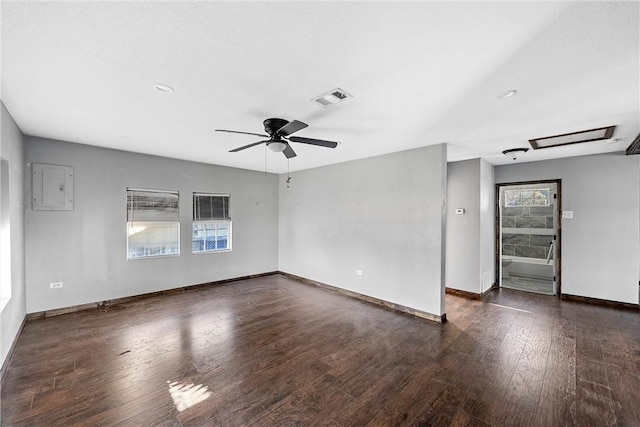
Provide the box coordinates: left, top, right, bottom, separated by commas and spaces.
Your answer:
496, 180, 561, 296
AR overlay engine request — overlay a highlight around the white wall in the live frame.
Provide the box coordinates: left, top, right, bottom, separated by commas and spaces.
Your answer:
279, 144, 447, 317
24, 137, 279, 313
479, 158, 495, 293
446, 158, 495, 294
496, 152, 639, 304
1, 101, 26, 369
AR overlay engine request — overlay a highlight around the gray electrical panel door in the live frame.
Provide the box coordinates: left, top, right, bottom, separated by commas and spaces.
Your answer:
32, 163, 74, 211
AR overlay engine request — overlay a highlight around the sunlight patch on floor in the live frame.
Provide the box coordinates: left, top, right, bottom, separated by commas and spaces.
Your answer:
488, 303, 532, 314
167, 380, 212, 412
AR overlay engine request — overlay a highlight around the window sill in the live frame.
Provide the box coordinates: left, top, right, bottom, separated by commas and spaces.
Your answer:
127, 254, 181, 261
192, 249, 232, 255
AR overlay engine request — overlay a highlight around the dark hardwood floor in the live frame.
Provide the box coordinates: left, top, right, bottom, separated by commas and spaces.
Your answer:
1, 274, 639, 426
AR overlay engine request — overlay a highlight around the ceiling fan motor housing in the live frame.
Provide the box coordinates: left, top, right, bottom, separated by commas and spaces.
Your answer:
263, 118, 289, 136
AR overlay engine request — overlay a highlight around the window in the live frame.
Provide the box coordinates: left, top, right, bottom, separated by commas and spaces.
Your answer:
127, 188, 180, 259
192, 193, 231, 253
504, 188, 550, 207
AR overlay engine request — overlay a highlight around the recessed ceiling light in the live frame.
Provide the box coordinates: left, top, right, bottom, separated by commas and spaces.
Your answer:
497, 90, 517, 99
529, 125, 616, 150
154, 83, 174, 93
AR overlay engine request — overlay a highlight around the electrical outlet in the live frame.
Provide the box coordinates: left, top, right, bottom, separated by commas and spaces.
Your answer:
356, 270, 363, 276
50, 281, 63, 289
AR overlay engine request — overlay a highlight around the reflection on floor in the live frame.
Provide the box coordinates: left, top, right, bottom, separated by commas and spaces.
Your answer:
502, 275, 554, 295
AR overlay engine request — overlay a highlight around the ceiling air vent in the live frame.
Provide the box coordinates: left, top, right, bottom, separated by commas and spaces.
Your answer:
312, 88, 353, 108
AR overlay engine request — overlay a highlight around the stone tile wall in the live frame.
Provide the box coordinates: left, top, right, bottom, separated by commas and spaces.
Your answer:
502, 206, 554, 259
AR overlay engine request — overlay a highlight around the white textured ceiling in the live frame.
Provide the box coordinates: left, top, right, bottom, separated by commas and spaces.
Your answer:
1, 1, 638, 174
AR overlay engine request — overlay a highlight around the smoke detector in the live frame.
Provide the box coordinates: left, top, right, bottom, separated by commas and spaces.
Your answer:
312, 88, 353, 108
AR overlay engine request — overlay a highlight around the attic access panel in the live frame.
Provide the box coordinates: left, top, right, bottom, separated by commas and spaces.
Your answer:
32, 163, 74, 211
529, 125, 615, 150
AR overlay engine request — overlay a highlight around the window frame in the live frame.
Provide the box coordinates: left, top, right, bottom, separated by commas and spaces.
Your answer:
192, 193, 232, 254
126, 188, 181, 260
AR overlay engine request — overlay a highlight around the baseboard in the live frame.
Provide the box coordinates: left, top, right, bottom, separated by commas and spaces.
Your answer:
481, 283, 498, 299
446, 283, 497, 301
561, 293, 639, 310
0, 315, 28, 386
280, 272, 446, 323
446, 287, 481, 300
27, 271, 279, 319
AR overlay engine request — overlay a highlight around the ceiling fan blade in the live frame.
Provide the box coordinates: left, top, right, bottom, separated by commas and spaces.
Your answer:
216, 129, 268, 138
283, 143, 297, 159
277, 120, 308, 136
288, 136, 338, 148
229, 140, 269, 152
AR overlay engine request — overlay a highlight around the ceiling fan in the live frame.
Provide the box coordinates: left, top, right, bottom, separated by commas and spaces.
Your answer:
216, 118, 338, 159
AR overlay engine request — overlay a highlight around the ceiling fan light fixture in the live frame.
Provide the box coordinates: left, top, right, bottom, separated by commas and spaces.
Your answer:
502, 147, 529, 161
268, 141, 287, 152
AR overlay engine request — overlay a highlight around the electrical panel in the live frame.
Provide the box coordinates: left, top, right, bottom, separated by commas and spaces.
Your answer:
32, 163, 74, 211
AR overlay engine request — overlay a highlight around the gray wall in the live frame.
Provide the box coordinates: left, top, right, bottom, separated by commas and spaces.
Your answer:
496, 153, 639, 304
446, 158, 495, 294
25, 137, 279, 313
1, 101, 26, 368
446, 159, 481, 293
279, 144, 447, 317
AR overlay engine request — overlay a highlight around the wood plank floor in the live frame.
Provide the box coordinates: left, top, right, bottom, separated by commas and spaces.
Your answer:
1, 274, 639, 426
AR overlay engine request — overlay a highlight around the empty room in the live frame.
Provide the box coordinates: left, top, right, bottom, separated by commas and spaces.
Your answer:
1, 1, 639, 426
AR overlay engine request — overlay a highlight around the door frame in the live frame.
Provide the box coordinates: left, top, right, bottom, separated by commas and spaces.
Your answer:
495, 179, 562, 297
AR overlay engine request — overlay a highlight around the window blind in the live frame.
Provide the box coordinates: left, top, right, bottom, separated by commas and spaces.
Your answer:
127, 189, 179, 222
193, 194, 230, 221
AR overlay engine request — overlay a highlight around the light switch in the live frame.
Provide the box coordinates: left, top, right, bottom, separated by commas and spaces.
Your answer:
455, 208, 465, 215
562, 210, 573, 219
